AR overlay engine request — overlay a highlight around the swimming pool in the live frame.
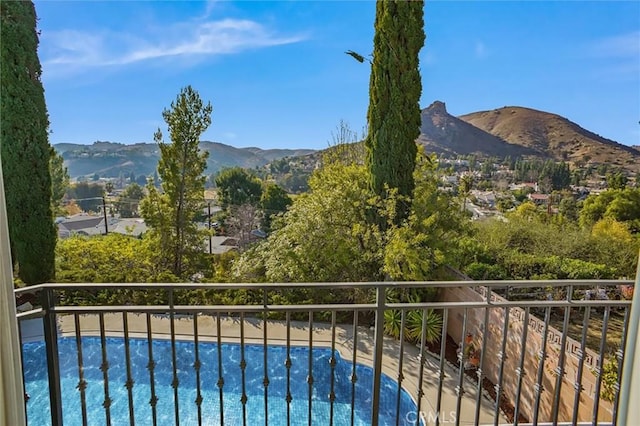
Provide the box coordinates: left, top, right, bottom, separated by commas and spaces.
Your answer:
22, 336, 421, 425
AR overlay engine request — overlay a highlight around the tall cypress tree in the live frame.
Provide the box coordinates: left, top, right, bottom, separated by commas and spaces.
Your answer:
1, 1, 56, 284
365, 0, 424, 225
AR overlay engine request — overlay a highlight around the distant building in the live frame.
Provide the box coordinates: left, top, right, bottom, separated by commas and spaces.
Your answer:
57, 214, 147, 238
527, 193, 549, 205
110, 218, 148, 237
57, 214, 106, 238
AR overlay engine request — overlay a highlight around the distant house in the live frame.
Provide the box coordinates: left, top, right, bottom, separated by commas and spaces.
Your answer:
509, 182, 539, 192
57, 214, 106, 238
58, 215, 149, 239
527, 193, 549, 205
207, 236, 239, 254
110, 218, 148, 237
472, 191, 496, 208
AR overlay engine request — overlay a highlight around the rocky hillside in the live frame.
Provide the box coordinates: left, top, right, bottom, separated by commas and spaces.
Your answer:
417, 101, 537, 158
459, 106, 640, 171
55, 141, 315, 178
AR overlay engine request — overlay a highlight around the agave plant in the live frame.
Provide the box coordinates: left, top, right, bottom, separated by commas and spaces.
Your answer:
406, 309, 443, 344
383, 309, 403, 339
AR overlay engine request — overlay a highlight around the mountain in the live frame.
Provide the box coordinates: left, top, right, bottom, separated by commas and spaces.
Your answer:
459, 106, 640, 171
417, 101, 537, 158
54, 141, 315, 178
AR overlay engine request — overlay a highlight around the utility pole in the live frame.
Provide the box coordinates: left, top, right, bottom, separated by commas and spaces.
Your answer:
208, 201, 212, 254
102, 196, 108, 234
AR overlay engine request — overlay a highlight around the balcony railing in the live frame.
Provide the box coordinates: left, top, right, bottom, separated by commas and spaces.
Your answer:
15, 279, 634, 426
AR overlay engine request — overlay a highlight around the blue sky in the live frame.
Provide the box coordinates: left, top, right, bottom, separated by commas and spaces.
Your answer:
35, 1, 640, 150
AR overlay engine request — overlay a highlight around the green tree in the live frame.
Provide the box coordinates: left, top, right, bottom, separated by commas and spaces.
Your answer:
234, 163, 383, 283
116, 183, 145, 218
234, 150, 466, 284
580, 188, 640, 232
215, 167, 263, 208
558, 196, 578, 222
0, 0, 56, 284
50, 149, 70, 215
140, 86, 211, 278
260, 183, 292, 232
606, 172, 627, 190
365, 0, 424, 224
56, 233, 158, 283
383, 152, 468, 281
68, 182, 104, 212
459, 174, 473, 212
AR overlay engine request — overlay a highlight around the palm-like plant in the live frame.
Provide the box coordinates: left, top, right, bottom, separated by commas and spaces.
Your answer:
407, 309, 443, 344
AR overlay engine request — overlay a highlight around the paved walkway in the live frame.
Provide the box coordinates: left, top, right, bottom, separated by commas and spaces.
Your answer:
23, 314, 506, 425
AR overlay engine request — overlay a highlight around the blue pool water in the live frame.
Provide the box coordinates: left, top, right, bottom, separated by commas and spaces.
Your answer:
23, 337, 420, 425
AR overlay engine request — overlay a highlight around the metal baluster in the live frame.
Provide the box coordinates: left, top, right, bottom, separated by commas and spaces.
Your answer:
285, 312, 292, 426
435, 309, 449, 426
494, 307, 510, 426
240, 312, 248, 426
612, 306, 630, 425
99, 313, 112, 425
308, 311, 314, 426
18, 319, 29, 425
193, 314, 203, 426
263, 289, 270, 425
552, 285, 574, 424
216, 312, 225, 424
394, 310, 406, 426
532, 307, 551, 425
74, 314, 88, 426
571, 306, 591, 425
514, 308, 530, 424
146, 313, 158, 426
455, 308, 468, 426
350, 310, 359, 426
42, 288, 63, 426
122, 312, 135, 426
592, 306, 610, 424
329, 311, 337, 425
371, 286, 386, 426
415, 309, 429, 426
474, 303, 490, 425
169, 289, 180, 426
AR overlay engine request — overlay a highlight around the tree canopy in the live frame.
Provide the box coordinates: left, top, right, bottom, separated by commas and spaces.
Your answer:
140, 86, 211, 278
579, 188, 640, 233
233, 150, 467, 284
215, 167, 263, 208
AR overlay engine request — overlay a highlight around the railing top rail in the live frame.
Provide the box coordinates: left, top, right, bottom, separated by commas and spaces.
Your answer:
13, 279, 635, 295
37, 298, 630, 316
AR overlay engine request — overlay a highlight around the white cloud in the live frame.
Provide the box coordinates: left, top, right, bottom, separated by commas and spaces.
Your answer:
474, 41, 487, 59
588, 31, 640, 78
41, 17, 305, 76
591, 31, 640, 58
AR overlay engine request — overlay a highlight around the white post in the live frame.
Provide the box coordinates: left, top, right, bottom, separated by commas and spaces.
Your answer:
618, 251, 640, 424
0, 157, 26, 425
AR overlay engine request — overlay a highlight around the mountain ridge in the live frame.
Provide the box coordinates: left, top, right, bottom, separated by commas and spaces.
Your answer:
55, 141, 315, 178
459, 105, 639, 171
55, 102, 639, 178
